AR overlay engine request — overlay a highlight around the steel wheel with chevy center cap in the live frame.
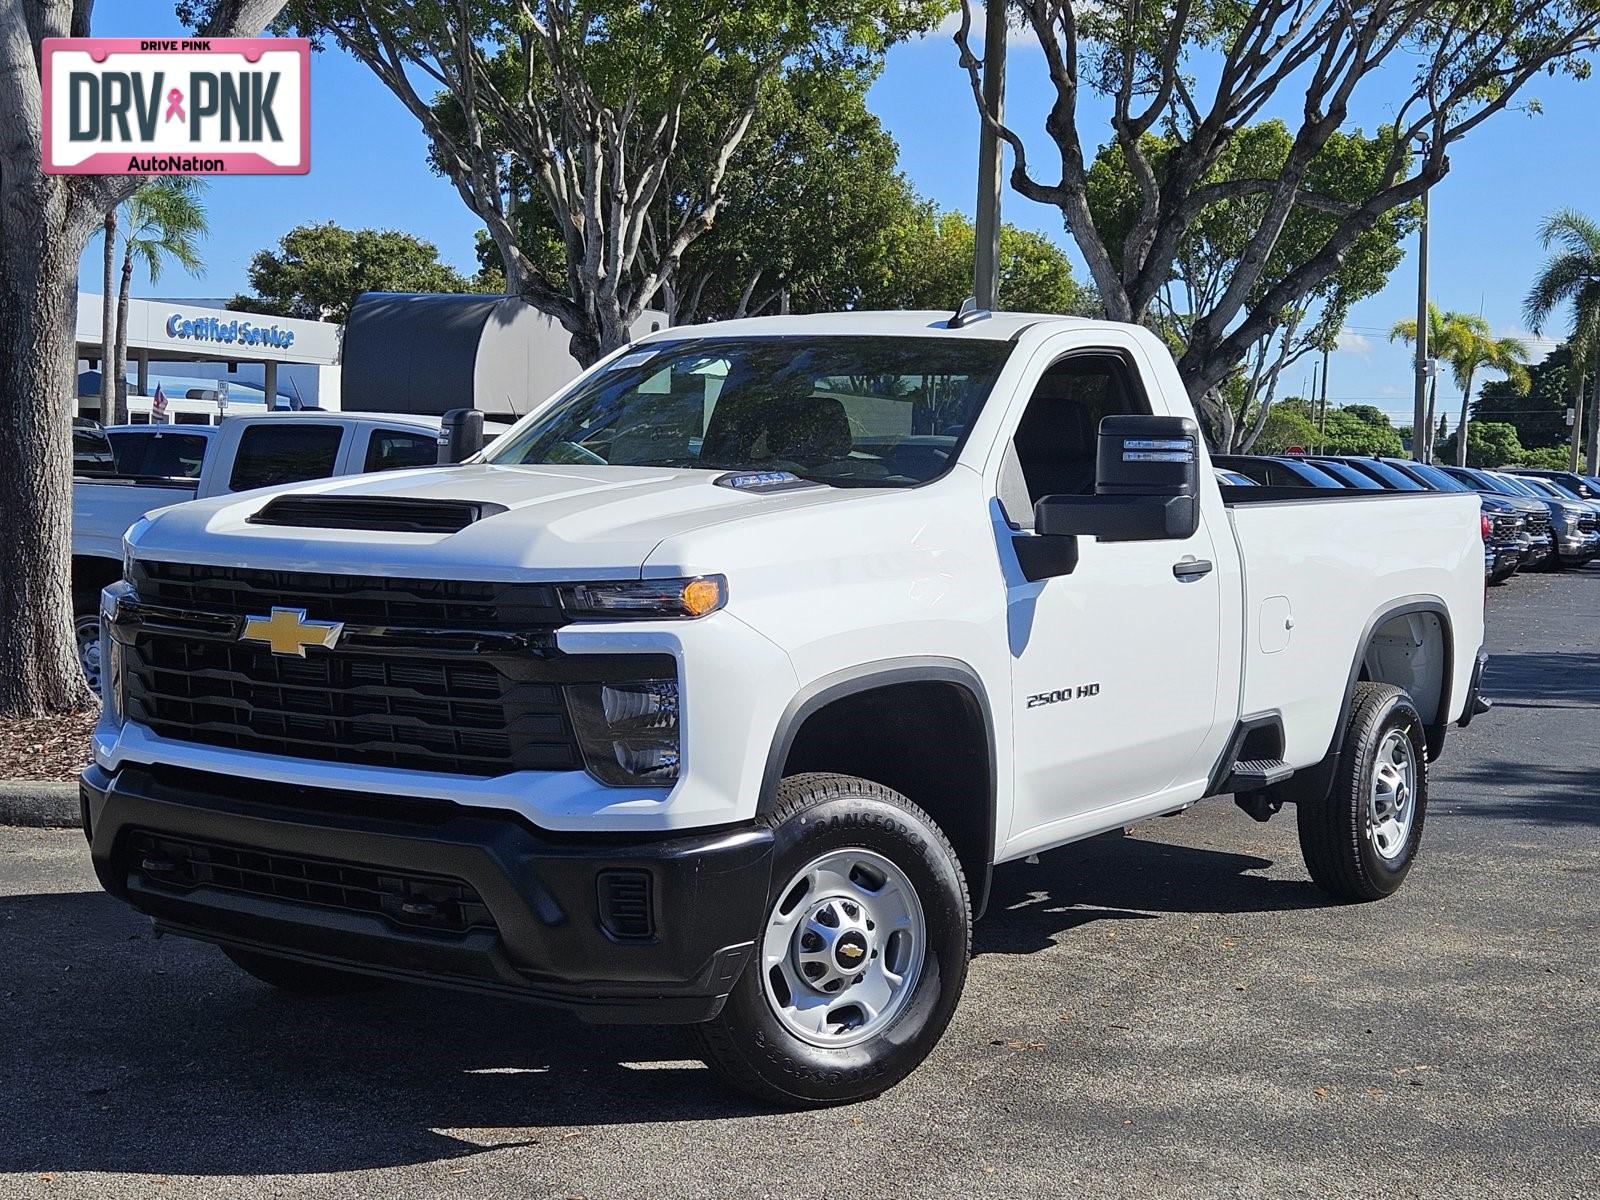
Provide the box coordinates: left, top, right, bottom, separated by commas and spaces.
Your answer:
694, 772, 970, 1106
1298, 682, 1429, 902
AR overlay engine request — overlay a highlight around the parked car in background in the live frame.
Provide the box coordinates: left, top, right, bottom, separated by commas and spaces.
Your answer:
1214, 468, 1258, 487
1437, 466, 1563, 570
1304, 456, 1424, 492
1506, 468, 1600, 500
1211, 454, 1348, 488
1453, 468, 1599, 568
71, 411, 506, 691
1293, 457, 1383, 490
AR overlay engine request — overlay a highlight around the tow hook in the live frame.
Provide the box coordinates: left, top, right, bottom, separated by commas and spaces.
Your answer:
1234, 791, 1283, 823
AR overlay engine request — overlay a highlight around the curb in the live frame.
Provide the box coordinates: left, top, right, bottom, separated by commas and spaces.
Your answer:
0, 780, 81, 829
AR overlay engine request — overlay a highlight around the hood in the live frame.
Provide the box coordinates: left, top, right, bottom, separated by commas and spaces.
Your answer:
128, 463, 859, 579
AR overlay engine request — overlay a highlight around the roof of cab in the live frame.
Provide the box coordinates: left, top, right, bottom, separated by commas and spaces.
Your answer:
637, 309, 1116, 342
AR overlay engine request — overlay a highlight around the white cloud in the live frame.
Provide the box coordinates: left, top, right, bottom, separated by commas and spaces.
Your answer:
1335, 329, 1373, 359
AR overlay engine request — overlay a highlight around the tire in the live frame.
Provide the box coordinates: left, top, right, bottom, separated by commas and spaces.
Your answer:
1297, 682, 1428, 902
693, 772, 971, 1107
73, 607, 103, 696
222, 946, 386, 997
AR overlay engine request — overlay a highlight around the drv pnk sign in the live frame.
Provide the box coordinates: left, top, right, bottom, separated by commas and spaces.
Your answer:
42, 38, 309, 175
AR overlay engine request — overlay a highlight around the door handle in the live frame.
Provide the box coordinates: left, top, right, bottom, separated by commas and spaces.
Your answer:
1172, 557, 1213, 580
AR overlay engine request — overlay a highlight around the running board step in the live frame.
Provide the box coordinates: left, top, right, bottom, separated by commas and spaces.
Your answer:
1224, 758, 1295, 790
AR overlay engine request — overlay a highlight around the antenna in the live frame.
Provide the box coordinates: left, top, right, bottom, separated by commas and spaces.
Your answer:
949, 297, 992, 329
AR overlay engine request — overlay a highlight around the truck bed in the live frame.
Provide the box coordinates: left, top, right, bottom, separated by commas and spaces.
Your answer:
1224, 488, 1484, 770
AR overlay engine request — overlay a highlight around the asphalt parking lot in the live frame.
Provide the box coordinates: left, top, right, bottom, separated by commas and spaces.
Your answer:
2, 568, 1596, 1199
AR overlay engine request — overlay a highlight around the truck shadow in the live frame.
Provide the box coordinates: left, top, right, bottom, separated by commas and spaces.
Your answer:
0, 828, 1326, 1177
976, 831, 1325, 956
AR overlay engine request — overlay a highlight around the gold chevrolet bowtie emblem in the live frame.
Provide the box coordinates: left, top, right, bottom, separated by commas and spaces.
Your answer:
240, 607, 344, 657
839, 942, 864, 960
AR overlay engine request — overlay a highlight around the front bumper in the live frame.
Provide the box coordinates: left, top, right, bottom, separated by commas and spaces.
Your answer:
82, 763, 773, 1023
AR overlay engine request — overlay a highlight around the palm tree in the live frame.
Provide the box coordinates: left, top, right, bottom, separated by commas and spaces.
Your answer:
1389, 306, 1528, 465
1525, 209, 1600, 474
110, 179, 208, 424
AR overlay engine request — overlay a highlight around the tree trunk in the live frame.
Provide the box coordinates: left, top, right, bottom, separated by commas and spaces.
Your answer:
1587, 364, 1600, 476
113, 246, 135, 425
1455, 368, 1475, 467
100, 211, 116, 418
0, 193, 98, 716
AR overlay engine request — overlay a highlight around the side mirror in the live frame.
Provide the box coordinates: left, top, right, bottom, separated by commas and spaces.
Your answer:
1034, 414, 1201, 542
438, 407, 485, 464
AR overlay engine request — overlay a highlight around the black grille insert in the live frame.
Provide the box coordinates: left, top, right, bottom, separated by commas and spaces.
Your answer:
248, 495, 507, 534
131, 560, 565, 629
127, 830, 495, 933
125, 632, 581, 775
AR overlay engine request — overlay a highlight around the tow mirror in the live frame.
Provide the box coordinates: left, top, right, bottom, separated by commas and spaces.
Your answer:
1034, 414, 1201, 542
438, 408, 485, 464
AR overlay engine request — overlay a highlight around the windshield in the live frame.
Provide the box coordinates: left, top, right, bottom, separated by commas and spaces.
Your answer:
485, 335, 1013, 488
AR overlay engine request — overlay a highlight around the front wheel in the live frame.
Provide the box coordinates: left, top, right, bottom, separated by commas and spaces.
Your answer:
694, 773, 971, 1106
74, 609, 103, 695
1298, 682, 1428, 902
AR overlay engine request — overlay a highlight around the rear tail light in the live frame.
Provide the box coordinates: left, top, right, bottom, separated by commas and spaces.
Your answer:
1480, 514, 1492, 542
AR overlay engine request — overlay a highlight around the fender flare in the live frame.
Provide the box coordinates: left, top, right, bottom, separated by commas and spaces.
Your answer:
1287, 596, 1455, 808
757, 656, 998, 917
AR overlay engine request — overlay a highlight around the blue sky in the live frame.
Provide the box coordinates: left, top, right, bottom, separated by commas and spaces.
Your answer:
81, 2, 1600, 430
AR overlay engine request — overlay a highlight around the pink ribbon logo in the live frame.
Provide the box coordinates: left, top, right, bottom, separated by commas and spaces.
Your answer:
164, 88, 185, 123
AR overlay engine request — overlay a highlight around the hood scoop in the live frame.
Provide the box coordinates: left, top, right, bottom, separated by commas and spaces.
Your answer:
247, 494, 508, 534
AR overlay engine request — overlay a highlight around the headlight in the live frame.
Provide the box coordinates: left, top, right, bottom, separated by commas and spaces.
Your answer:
99, 581, 133, 728
566, 678, 680, 785
558, 576, 725, 620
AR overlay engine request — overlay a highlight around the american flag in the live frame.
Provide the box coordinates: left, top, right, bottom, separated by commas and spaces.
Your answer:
151, 383, 168, 423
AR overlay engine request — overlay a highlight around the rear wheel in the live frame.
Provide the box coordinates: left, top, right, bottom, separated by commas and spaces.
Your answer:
222, 946, 386, 997
694, 772, 970, 1106
1298, 682, 1428, 902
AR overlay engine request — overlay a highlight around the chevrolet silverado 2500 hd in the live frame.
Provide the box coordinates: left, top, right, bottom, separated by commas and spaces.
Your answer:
84, 311, 1488, 1106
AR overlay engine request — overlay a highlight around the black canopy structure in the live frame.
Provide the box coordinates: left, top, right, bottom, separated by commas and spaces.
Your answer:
341, 292, 668, 420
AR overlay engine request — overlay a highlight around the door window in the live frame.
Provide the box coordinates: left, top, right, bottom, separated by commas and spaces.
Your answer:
229, 425, 344, 492
364, 429, 440, 472
999, 354, 1149, 528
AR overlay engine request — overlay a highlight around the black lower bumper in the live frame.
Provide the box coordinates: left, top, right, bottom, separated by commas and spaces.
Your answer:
81, 764, 772, 1023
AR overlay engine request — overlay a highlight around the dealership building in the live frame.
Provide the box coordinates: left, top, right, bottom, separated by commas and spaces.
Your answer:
75, 293, 342, 420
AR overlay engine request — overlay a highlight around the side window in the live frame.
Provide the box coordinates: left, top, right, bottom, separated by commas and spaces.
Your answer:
229, 425, 345, 492
73, 428, 117, 477
364, 429, 440, 472
137, 433, 209, 479
1000, 353, 1150, 528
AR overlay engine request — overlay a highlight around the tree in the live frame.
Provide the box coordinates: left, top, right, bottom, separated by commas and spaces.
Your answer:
0, 0, 285, 719
859, 207, 1085, 315
247, 1, 946, 366
112, 179, 209, 424
231, 222, 480, 323
1477, 343, 1581, 451
1437, 420, 1525, 467
1085, 121, 1413, 449
1391, 305, 1528, 464
1524, 208, 1600, 472
1320, 404, 1405, 456
954, 0, 1600, 411
1251, 398, 1320, 453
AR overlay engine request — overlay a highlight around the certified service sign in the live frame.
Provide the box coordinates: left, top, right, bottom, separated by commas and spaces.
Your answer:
42, 38, 309, 175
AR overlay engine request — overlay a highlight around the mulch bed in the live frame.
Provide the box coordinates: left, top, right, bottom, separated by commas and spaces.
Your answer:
0, 709, 98, 782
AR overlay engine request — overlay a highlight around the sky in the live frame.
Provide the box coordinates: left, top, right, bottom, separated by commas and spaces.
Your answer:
79, 1, 1600, 431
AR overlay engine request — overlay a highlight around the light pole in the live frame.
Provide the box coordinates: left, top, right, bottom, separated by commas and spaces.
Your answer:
1411, 137, 1432, 462
972, 1, 1008, 311
1574, 271, 1600, 474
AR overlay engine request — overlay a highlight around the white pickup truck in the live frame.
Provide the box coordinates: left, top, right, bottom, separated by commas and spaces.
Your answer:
71, 412, 491, 690
84, 311, 1488, 1106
